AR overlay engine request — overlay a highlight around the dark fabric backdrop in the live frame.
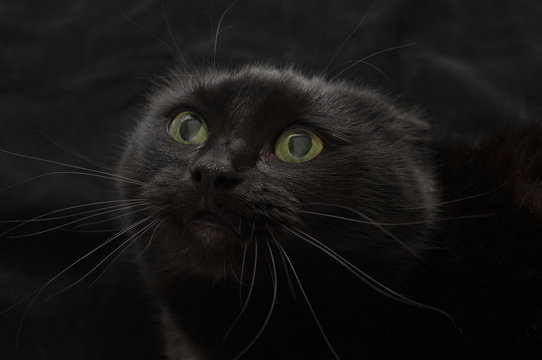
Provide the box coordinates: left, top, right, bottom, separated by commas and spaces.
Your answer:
1, 1, 541, 359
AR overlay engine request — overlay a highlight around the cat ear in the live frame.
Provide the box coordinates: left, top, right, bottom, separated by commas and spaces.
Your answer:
391, 107, 432, 143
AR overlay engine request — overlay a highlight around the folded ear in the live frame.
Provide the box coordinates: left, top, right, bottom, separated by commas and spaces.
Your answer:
356, 87, 432, 143
387, 104, 432, 143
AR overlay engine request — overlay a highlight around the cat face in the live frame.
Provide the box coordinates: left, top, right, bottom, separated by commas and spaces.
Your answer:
118, 65, 437, 282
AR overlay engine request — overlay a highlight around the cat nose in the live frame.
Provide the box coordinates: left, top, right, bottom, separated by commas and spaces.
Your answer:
191, 156, 240, 194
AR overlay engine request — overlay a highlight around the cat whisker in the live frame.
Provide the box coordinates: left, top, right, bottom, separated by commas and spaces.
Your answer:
0, 171, 142, 194
212, 0, 238, 68
266, 224, 296, 300
60, 228, 122, 234
301, 202, 422, 259
162, 245, 194, 274
299, 209, 374, 225
309, 0, 340, 71
238, 222, 255, 302
0, 199, 144, 225
208, 0, 214, 43
403, 182, 509, 210
0, 148, 145, 186
88, 219, 162, 288
0, 199, 146, 236
323, 0, 375, 74
9, 202, 153, 239
38, 130, 116, 172
350, 59, 391, 82
285, 226, 458, 328
218, 24, 237, 34
237, 245, 247, 290
330, 42, 416, 81
73, 205, 151, 229
224, 228, 257, 340
160, 0, 192, 71
229, 261, 240, 283
299, 209, 495, 226
231, 240, 277, 360
122, 13, 188, 70
5, 216, 152, 345
138, 218, 165, 258
437, 213, 496, 222
269, 229, 341, 360
50, 218, 159, 297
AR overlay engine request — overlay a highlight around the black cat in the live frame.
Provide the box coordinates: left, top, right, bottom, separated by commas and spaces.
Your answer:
116, 65, 542, 359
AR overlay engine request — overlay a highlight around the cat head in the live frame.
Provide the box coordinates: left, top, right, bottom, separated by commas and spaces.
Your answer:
118, 65, 437, 283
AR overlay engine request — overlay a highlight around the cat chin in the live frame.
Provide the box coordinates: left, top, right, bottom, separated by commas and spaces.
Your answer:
148, 244, 244, 284
156, 229, 244, 282
181, 220, 240, 250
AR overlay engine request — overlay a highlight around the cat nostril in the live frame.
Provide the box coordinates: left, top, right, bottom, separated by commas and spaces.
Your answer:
214, 174, 237, 189
192, 169, 202, 183
190, 164, 240, 193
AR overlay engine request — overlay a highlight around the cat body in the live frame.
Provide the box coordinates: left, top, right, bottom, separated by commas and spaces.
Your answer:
117, 65, 542, 359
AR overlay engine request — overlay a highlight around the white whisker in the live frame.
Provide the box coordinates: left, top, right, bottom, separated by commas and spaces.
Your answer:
238, 222, 255, 294
224, 228, 257, 340
122, 14, 188, 70
231, 240, 277, 360
139, 218, 165, 257
86, 219, 160, 289
0, 148, 145, 186
37, 131, 116, 172
229, 261, 240, 283
0, 199, 146, 236
73, 205, 151, 229
301, 202, 421, 259
269, 227, 340, 360
5, 216, 152, 345
267, 224, 296, 299
286, 226, 457, 328
60, 228, 121, 234
9, 203, 152, 238
331, 42, 416, 80
48, 218, 157, 297
0, 171, 142, 193
403, 183, 508, 210
299, 209, 494, 226
160, 0, 191, 70
0, 200, 145, 225
323, 0, 375, 74
213, 0, 238, 68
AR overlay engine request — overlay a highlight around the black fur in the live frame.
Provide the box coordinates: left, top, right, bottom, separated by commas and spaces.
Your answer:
117, 65, 542, 359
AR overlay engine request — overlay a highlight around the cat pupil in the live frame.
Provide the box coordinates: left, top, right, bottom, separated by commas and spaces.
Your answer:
180, 118, 201, 141
288, 133, 311, 158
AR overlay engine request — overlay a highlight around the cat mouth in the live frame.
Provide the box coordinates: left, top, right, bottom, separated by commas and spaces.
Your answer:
190, 211, 233, 229
182, 211, 240, 248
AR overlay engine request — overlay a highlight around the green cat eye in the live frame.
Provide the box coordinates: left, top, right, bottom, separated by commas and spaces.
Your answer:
168, 111, 208, 145
274, 128, 323, 163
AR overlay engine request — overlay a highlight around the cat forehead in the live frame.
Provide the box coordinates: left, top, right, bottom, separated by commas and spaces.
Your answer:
156, 67, 318, 115
147, 66, 397, 142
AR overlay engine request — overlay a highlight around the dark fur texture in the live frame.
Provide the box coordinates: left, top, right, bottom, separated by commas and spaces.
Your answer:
117, 65, 542, 359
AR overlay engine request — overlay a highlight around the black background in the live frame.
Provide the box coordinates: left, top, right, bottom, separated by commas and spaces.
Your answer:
1, 0, 541, 359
